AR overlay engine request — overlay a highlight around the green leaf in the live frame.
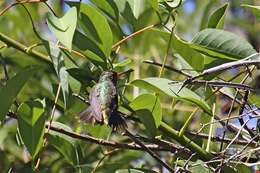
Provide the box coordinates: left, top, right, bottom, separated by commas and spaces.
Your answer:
47, 7, 77, 50
125, 0, 145, 19
164, 0, 182, 9
130, 93, 162, 128
46, 122, 79, 166
73, 30, 106, 63
242, 4, 260, 21
67, 2, 113, 60
191, 29, 257, 60
0, 66, 37, 121
17, 99, 46, 158
208, 3, 228, 29
67, 67, 94, 85
116, 169, 144, 173
113, 58, 132, 69
89, 0, 119, 21
129, 93, 162, 137
190, 161, 213, 173
130, 78, 211, 114
149, 0, 158, 10
46, 42, 69, 108
234, 164, 253, 173
149, 29, 204, 71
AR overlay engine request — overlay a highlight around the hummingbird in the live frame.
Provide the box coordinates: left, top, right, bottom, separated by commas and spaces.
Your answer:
79, 71, 126, 131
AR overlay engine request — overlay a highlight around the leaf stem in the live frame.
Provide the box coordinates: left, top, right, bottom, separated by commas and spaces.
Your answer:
159, 25, 175, 77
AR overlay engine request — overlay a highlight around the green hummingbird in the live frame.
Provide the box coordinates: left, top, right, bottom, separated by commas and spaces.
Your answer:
79, 71, 126, 130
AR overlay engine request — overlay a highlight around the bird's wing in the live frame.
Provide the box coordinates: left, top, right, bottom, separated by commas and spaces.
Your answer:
78, 107, 95, 123
89, 84, 103, 123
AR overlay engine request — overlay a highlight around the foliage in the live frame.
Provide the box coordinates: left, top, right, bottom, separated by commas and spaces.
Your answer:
0, 0, 260, 172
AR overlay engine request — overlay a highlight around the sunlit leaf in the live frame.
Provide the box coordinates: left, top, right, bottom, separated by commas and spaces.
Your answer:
46, 42, 69, 108
149, 29, 204, 71
131, 78, 211, 114
47, 7, 77, 50
163, 0, 182, 9
130, 93, 162, 129
191, 29, 256, 60
116, 169, 144, 173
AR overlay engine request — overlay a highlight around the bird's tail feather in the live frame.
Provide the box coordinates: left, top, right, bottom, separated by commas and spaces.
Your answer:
108, 111, 127, 131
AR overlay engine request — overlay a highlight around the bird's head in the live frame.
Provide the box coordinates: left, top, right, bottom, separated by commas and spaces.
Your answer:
99, 71, 118, 84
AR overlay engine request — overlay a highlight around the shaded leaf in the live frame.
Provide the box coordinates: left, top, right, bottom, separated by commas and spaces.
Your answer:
47, 7, 77, 50
130, 78, 211, 114
46, 122, 79, 166
0, 66, 37, 121
67, 67, 94, 84
208, 3, 228, 29
17, 99, 46, 158
191, 29, 256, 60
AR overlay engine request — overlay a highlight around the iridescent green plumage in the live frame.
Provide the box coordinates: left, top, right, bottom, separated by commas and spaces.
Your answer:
79, 71, 126, 130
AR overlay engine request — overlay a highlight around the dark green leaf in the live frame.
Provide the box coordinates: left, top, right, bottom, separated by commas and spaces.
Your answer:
67, 2, 113, 60
130, 78, 211, 114
0, 66, 37, 121
89, 0, 119, 21
17, 99, 46, 158
208, 3, 228, 29
47, 7, 77, 50
73, 30, 106, 63
191, 29, 257, 60
67, 67, 94, 84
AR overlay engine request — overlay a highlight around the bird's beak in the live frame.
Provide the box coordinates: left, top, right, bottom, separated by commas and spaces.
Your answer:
117, 69, 134, 78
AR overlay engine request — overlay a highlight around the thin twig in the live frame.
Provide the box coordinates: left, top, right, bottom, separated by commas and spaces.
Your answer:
0, 0, 47, 16
170, 80, 254, 91
159, 25, 175, 77
124, 129, 175, 173
143, 60, 192, 77
112, 24, 156, 49
192, 53, 260, 80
